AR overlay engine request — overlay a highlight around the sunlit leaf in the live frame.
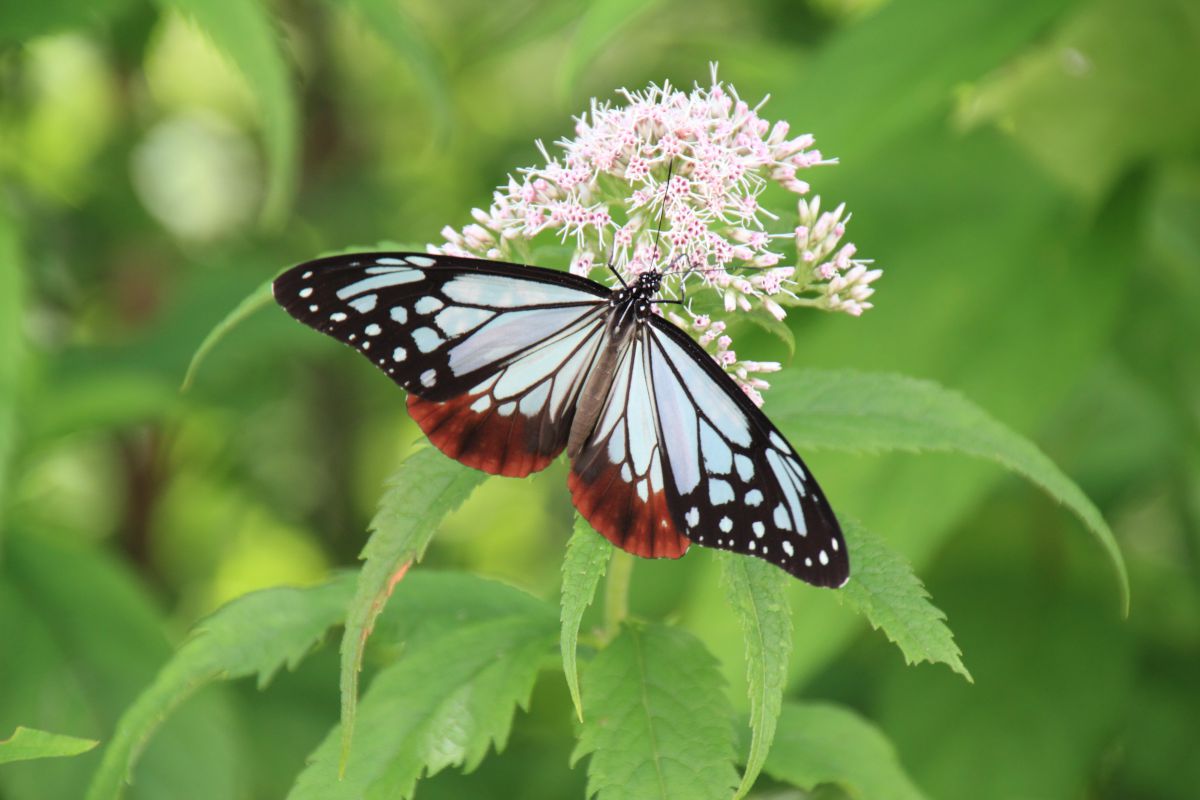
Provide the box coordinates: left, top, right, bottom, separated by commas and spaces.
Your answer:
293, 604, 556, 799
0, 727, 98, 765
339, 449, 488, 770
839, 519, 970, 681
774, 368, 1129, 614
718, 555, 790, 799
85, 575, 355, 800
559, 515, 611, 721
573, 622, 738, 800
755, 701, 928, 800
155, 0, 299, 225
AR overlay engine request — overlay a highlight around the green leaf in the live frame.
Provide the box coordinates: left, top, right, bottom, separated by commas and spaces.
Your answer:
0, 727, 98, 765
155, 0, 299, 226
181, 277, 274, 392
773, 368, 1129, 614
839, 519, 970, 681
345, 0, 452, 139
0, 532, 240, 799
560, 515, 612, 721
756, 701, 928, 800
718, 554, 791, 800
339, 449, 487, 770
573, 622, 738, 800
0, 201, 23, 529
559, 0, 666, 98
292, 608, 556, 799
85, 575, 355, 800
740, 312, 796, 358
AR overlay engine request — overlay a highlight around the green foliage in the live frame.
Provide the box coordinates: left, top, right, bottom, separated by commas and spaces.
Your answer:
152, 0, 298, 225
0, 727, 98, 765
293, 575, 556, 799
181, 278, 274, 392
86, 575, 355, 800
0, 203, 22, 530
573, 622, 739, 800
717, 554, 791, 800
774, 369, 1129, 613
757, 702, 928, 800
339, 450, 487, 768
559, 516, 611, 721
839, 519, 969, 679
4, 0, 1194, 797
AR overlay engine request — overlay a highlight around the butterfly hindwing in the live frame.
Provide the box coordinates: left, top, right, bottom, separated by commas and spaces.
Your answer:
273, 253, 609, 476
644, 319, 849, 586
567, 331, 691, 559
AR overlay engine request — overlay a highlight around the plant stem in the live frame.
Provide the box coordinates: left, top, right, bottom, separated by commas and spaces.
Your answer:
603, 550, 635, 641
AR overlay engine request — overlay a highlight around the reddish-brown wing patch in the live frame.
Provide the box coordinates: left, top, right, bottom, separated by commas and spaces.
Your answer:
407, 394, 563, 477
568, 463, 690, 559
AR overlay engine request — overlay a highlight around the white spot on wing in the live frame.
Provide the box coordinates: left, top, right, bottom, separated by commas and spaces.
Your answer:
413, 327, 444, 353
405, 255, 436, 266
708, 478, 734, 505
420, 369, 436, 387
686, 507, 699, 527
782, 541, 794, 557
330, 312, 347, 322
745, 489, 763, 506
349, 294, 377, 313
773, 504, 792, 531
819, 550, 829, 565
415, 296, 444, 315
365, 323, 382, 336
470, 395, 491, 413
719, 517, 733, 532
636, 480, 648, 502
392, 347, 407, 362
752, 521, 765, 538
390, 307, 408, 324
299, 287, 313, 298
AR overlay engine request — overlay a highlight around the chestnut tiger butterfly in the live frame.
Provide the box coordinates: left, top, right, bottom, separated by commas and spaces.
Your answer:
274, 252, 848, 587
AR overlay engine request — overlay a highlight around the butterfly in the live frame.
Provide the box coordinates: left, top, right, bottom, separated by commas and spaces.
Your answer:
273, 252, 848, 587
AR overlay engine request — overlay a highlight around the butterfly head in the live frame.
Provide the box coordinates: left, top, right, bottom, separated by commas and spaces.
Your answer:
627, 270, 664, 318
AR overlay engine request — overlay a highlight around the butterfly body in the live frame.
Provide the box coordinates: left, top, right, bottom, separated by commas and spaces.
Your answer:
274, 252, 849, 588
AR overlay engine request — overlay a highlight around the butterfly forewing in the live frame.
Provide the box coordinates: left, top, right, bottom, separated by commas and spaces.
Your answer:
645, 319, 848, 586
273, 253, 609, 476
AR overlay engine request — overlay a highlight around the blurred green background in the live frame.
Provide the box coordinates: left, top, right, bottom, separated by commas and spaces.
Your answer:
1, 0, 1198, 797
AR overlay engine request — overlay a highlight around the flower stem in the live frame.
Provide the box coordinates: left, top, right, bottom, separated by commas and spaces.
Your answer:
603, 550, 635, 641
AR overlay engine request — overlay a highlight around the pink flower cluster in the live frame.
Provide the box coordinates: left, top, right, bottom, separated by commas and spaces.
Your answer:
432, 66, 879, 404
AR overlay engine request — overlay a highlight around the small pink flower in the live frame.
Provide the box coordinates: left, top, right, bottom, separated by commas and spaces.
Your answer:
431, 64, 878, 401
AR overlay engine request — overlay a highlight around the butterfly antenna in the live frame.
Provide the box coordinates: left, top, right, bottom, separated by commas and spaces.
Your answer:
652, 159, 675, 268
603, 243, 628, 288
